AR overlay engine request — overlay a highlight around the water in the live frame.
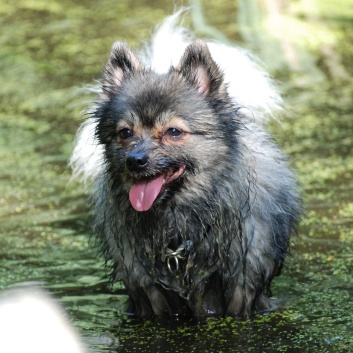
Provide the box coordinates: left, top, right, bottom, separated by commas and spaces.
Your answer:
1, 0, 353, 352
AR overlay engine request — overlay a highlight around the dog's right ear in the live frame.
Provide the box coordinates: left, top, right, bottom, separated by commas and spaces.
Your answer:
101, 42, 141, 96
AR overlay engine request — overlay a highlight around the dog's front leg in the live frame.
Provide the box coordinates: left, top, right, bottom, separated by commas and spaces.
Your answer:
190, 273, 225, 317
125, 263, 172, 316
145, 286, 172, 316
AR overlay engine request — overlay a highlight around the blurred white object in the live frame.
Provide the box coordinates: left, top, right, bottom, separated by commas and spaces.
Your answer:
0, 288, 87, 353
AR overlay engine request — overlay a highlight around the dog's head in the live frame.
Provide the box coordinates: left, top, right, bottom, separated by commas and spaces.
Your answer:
95, 41, 238, 212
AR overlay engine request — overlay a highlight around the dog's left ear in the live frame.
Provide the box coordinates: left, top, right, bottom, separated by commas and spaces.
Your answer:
101, 42, 142, 96
177, 40, 226, 97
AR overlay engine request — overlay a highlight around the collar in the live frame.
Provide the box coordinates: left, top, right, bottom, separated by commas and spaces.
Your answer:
163, 240, 193, 274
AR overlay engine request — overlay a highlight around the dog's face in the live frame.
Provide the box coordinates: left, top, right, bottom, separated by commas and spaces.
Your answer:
95, 41, 236, 212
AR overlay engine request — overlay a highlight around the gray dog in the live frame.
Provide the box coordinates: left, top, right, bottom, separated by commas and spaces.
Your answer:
71, 12, 301, 318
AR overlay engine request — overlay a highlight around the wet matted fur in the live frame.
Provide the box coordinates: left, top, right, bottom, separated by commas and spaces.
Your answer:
71, 13, 301, 318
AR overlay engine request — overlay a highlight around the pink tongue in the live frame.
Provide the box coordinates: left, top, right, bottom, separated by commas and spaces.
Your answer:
129, 174, 165, 212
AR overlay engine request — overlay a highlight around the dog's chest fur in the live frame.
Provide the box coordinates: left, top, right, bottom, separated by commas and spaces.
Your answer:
110, 184, 242, 298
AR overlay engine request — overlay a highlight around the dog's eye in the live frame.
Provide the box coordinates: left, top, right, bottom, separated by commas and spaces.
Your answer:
118, 128, 133, 140
165, 127, 183, 138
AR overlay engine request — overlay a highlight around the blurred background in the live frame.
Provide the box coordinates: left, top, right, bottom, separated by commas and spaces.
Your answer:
0, 0, 352, 352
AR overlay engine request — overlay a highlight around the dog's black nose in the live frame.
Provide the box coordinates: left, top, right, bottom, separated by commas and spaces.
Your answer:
126, 153, 148, 172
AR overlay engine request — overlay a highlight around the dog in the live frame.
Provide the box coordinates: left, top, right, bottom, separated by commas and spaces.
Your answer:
70, 12, 301, 318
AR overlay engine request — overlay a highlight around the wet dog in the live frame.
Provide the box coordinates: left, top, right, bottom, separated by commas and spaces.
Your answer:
71, 13, 301, 318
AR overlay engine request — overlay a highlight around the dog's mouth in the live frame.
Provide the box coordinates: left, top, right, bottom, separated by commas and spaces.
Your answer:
129, 165, 186, 212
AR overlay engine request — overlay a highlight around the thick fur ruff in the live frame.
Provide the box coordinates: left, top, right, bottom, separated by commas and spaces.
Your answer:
71, 12, 301, 318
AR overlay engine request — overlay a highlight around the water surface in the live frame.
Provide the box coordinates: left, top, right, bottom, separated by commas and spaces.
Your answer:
1, 1, 352, 352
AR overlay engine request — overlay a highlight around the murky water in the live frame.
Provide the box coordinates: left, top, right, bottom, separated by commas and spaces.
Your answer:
1, 1, 352, 352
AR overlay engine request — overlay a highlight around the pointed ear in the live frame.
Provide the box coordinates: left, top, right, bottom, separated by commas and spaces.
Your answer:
177, 40, 226, 97
101, 42, 142, 95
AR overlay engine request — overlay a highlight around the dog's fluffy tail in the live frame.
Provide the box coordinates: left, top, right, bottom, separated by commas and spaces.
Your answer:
70, 10, 283, 184
69, 116, 104, 184
143, 9, 283, 119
